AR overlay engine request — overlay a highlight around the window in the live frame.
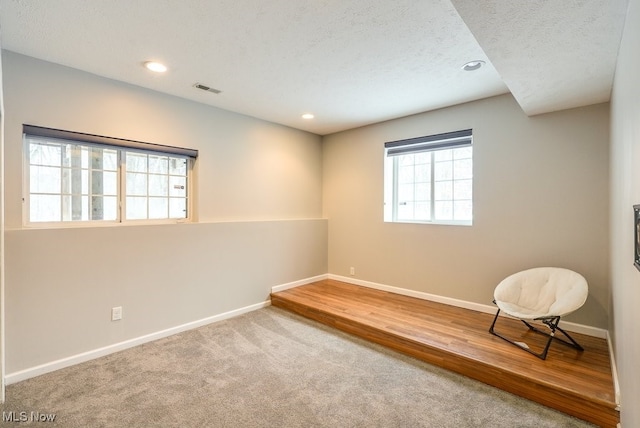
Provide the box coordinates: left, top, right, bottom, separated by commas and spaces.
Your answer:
24, 125, 197, 225
384, 129, 472, 225
124, 152, 189, 220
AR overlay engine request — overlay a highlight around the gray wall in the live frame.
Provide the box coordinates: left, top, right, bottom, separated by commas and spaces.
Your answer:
2, 51, 327, 374
323, 94, 610, 328
610, 0, 640, 424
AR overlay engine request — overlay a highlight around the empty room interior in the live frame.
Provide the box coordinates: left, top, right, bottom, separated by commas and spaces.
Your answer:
0, 0, 639, 427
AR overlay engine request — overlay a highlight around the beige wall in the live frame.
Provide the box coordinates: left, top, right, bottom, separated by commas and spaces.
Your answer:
610, 0, 640, 424
0, 35, 5, 401
5, 221, 327, 372
0, 47, 617, 385
323, 94, 610, 328
2, 51, 327, 374
3, 52, 322, 226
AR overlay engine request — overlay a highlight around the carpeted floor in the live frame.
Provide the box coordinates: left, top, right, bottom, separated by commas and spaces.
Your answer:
1, 306, 594, 427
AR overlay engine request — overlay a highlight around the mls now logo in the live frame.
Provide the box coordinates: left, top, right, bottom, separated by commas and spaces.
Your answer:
3, 411, 56, 423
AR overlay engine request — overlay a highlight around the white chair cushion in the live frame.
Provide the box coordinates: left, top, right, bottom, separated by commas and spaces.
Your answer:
493, 267, 588, 319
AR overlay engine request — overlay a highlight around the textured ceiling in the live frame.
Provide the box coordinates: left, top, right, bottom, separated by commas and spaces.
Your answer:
451, 0, 629, 116
0, 0, 629, 135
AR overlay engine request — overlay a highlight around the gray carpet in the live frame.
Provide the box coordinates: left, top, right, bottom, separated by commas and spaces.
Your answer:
1, 306, 594, 427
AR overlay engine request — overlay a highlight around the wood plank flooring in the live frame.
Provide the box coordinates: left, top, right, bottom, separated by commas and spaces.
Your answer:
271, 279, 618, 427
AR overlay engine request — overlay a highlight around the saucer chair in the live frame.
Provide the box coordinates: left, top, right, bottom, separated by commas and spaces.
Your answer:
489, 267, 588, 360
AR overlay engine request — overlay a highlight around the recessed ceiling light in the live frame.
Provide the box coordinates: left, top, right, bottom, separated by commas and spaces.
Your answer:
302, 113, 315, 120
143, 61, 167, 73
462, 60, 485, 71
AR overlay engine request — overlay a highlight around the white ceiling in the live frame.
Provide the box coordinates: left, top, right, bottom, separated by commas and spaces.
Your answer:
0, 0, 629, 135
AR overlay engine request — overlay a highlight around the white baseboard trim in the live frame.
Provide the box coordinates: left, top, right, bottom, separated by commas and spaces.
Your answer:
9, 273, 611, 388
271, 274, 328, 293
328, 274, 608, 339
5, 300, 271, 385
607, 331, 621, 409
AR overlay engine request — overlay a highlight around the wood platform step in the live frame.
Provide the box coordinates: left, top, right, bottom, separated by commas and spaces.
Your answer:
271, 279, 619, 427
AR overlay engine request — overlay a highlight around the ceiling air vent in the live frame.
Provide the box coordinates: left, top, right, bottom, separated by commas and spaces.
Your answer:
193, 83, 222, 94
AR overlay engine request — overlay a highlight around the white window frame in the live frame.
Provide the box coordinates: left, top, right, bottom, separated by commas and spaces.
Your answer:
23, 125, 197, 227
383, 129, 473, 226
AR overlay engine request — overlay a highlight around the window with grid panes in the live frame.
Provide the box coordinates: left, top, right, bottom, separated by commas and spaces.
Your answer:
384, 129, 472, 225
24, 125, 196, 225
125, 152, 189, 220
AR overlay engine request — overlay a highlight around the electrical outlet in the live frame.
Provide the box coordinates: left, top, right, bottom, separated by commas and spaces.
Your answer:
111, 306, 123, 321
350, 267, 355, 276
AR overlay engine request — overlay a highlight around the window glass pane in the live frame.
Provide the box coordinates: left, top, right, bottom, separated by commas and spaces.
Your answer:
126, 196, 147, 219
81, 147, 89, 169
61, 168, 84, 195
399, 154, 414, 166
30, 195, 61, 222
384, 131, 471, 225
414, 164, 430, 182
149, 197, 168, 219
414, 183, 430, 201
454, 200, 473, 221
434, 149, 452, 161
414, 152, 430, 164
453, 146, 472, 159
169, 176, 187, 197
149, 155, 169, 174
30, 142, 61, 166
101, 149, 118, 171
102, 196, 118, 220
82, 196, 90, 220
397, 201, 413, 220
57, 195, 119, 222
81, 170, 89, 194
61, 195, 88, 221
169, 198, 187, 218
126, 172, 147, 196
87, 147, 108, 170
398, 165, 414, 184
31, 166, 61, 193
454, 179, 473, 200
149, 174, 168, 197
434, 161, 453, 181
67, 196, 89, 221
62, 145, 82, 168
415, 202, 431, 220
124, 151, 189, 220
435, 201, 453, 220
434, 181, 453, 201
169, 157, 187, 175
102, 171, 118, 196
398, 183, 414, 202
27, 135, 192, 224
453, 158, 472, 180
126, 152, 147, 173
90, 171, 106, 195
90, 196, 107, 221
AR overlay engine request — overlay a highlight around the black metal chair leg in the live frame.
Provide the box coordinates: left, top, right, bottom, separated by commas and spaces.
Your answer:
490, 308, 551, 359
523, 318, 584, 351
490, 309, 584, 360
546, 323, 585, 351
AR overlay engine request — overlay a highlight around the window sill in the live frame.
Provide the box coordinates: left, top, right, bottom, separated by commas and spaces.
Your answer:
22, 218, 191, 230
384, 219, 472, 227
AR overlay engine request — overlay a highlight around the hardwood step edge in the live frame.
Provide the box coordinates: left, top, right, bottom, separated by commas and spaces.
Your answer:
270, 293, 618, 410
271, 295, 619, 427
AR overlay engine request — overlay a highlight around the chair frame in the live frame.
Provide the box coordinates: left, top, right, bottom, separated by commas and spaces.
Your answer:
489, 302, 584, 360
